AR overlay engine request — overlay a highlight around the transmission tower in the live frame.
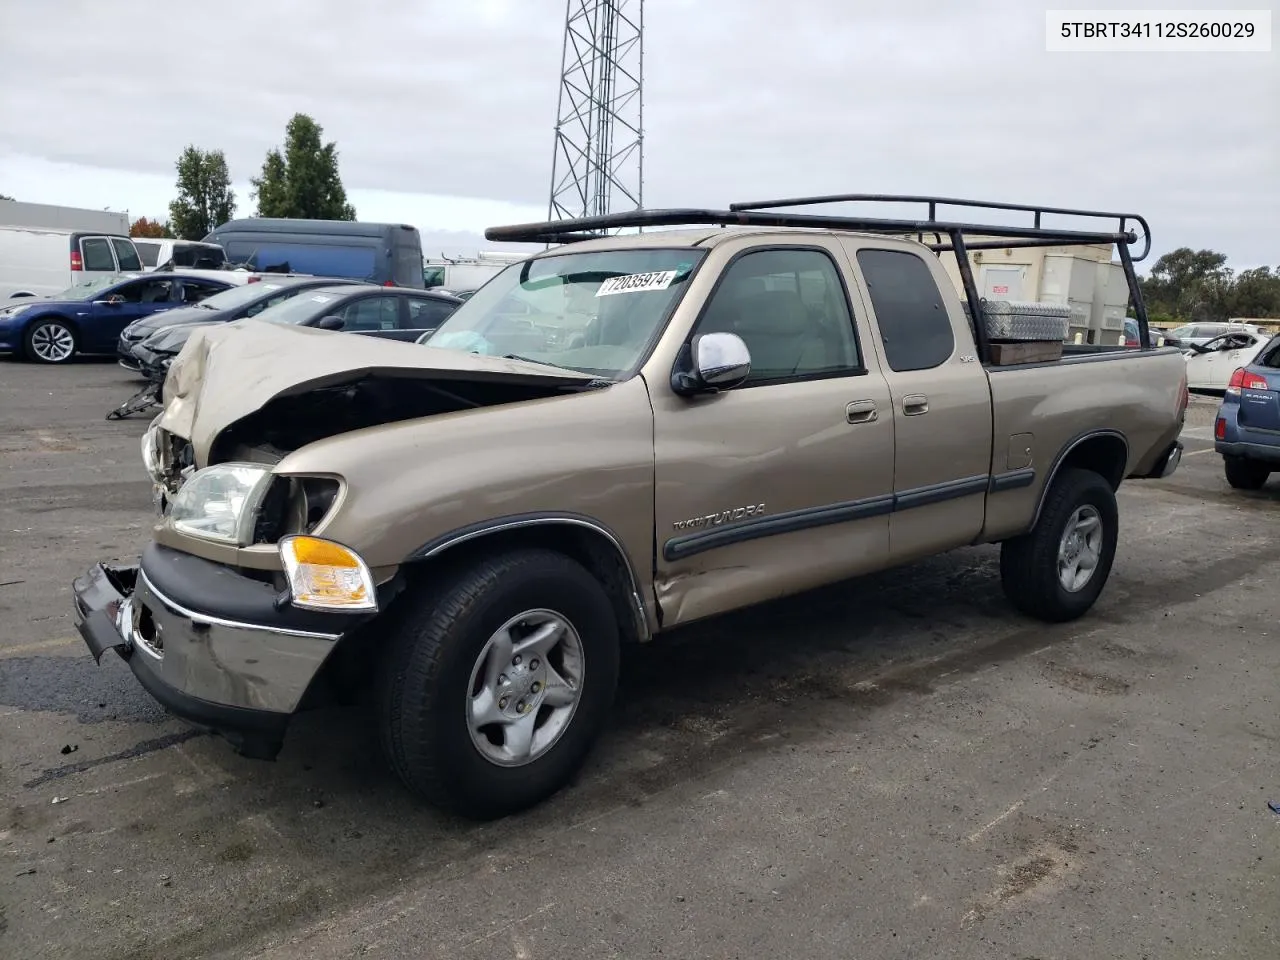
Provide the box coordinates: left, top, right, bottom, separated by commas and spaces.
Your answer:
546, 0, 644, 229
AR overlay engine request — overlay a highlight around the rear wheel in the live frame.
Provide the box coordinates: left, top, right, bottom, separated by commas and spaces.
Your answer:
1223, 455, 1270, 490
999, 467, 1119, 623
376, 548, 620, 819
24, 317, 79, 364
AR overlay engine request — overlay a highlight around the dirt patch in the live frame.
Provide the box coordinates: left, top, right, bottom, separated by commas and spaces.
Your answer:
1043, 663, 1131, 696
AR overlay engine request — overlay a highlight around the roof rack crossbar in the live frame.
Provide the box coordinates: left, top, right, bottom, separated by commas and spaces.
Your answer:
484, 207, 1137, 253
727, 193, 1151, 261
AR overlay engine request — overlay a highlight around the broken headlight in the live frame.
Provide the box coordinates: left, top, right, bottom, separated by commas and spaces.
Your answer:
165, 462, 275, 546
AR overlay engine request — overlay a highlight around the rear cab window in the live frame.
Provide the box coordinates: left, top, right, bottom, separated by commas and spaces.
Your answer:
134, 241, 161, 268
855, 248, 955, 371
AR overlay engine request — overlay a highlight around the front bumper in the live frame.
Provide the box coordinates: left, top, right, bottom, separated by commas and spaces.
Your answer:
72, 544, 371, 758
117, 335, 146, 370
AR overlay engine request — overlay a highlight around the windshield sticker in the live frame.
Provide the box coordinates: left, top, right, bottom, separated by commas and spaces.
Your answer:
596, 270, 678, 297
310, 295, 332, 303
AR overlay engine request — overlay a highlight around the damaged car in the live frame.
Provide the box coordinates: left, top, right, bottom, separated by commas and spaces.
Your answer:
73, 197, 1189, 819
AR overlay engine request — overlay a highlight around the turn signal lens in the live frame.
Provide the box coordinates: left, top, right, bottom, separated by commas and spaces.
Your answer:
279, 535, 378, 612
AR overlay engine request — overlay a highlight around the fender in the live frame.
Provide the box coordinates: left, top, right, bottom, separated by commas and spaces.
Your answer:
1026, 428, 1129, 532
406, 511, 651, 642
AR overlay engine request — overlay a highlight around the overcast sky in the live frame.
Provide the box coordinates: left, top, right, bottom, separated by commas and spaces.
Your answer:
0, 0, 1275, 267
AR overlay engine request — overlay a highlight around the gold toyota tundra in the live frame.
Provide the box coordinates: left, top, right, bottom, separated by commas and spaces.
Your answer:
73, 196, 1188, 819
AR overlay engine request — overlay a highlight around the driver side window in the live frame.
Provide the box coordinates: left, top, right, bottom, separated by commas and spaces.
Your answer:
114, 279, 173, 303
693, 248, 861, 387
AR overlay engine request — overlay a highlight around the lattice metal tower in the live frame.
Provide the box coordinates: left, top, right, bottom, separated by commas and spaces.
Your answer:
546, 0, 644, 228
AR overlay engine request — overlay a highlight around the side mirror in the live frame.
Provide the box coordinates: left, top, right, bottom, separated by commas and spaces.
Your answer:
315, 315, 345, 331
671, 332, 751, 397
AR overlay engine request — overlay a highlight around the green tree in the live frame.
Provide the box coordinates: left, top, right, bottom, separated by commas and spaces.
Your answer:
168, 146, 237, 240
1139, 247, 1234, 323
250, 113, 356, 220
0, 193, 12, 201
1228, 266, 1280, 318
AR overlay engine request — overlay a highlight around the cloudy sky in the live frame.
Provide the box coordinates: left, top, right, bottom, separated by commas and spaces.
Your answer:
0, 0, 1275, 267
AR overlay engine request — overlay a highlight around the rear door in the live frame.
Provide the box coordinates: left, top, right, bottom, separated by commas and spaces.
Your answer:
845, 243, 994, 564
78, 236, 119, 283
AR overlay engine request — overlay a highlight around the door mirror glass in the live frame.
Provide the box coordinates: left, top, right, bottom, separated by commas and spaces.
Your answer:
671, 332, 751, 396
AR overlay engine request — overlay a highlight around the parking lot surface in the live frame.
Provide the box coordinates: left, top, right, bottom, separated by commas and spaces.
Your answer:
2, 359, 1277, 960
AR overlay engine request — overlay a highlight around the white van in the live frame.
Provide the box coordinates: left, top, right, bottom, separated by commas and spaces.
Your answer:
132, 238, 227, 272
0, 226, 144, 299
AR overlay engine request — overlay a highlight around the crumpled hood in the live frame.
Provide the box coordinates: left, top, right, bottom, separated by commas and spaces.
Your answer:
157, 319, 598, 460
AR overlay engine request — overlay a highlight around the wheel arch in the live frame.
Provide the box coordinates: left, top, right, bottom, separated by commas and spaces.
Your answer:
403, 513, 653, 645
1028, 430, 1128, 531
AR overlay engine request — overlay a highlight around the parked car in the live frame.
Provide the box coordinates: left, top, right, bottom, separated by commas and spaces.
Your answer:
117, 276, 367, 372
132, 284, 462, 378
1166, 321, 1260, 349
0, 271, 235, 363
204, 218, 426, 288
1183, 329, 1269, 392
72, 195, 1188, 819
1212, 334, 1280, 490
1124, 317, 1164, 348
0, 226, 143, 299
133, 239, 227, 271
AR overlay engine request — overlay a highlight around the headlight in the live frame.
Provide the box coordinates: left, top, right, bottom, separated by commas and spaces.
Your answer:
279, 535, 378, 612
165, 462, 274, 545
141, 416, 165, 484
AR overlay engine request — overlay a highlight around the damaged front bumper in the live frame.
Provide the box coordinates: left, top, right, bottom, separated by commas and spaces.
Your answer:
71, 544, 371, 759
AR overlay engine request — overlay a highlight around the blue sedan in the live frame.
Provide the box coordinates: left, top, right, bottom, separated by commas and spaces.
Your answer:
0, 272, 235, 364
1213, 332, 1280, 490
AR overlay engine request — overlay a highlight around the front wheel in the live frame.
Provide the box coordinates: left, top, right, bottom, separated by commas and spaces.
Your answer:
1223, 455, 1270, 491
24, 318, 79, 364
999, 467, 1119, 623
376, 548, 620, 819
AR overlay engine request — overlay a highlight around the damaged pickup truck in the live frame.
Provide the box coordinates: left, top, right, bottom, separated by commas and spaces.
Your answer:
73, 195, 1188, 819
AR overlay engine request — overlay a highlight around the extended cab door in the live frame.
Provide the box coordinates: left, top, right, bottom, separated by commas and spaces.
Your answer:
842, 242, 994, 564
648, 241, 895, 626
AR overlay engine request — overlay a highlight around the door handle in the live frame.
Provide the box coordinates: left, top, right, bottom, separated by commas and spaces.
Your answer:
902, 394, 929, 416
846, 400, 878, 424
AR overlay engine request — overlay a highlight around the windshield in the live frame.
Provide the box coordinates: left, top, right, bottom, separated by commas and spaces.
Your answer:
424, 248, 706, 378
49, 276, 124, 301
255, 288, 351, 325
192, 281, 293, 312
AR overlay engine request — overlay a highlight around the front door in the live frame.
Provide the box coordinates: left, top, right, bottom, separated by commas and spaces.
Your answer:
849, 245, 994, 564
81, 276, 181, 352
650, 243, 895, 626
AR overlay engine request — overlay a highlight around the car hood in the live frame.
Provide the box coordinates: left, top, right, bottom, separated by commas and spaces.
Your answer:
158, 318, 599, 462
129, 304, 219, 333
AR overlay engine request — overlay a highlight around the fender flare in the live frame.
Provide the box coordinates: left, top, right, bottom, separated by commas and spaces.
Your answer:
406, 511, 651, 642
1027, 428, 1129, 531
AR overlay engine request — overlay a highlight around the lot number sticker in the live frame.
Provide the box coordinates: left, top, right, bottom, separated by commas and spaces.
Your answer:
596, 270, 678, 297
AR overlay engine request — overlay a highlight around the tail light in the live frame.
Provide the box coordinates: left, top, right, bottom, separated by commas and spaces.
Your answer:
70, 250, 83, 271
247, 275, 261, 284
1226, 367, 1268, 395
1215, 417, 1227, 439
383, 281, 396, 287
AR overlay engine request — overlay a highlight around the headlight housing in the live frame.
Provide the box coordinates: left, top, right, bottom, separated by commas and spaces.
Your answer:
279, 535, 378, 612
165, 462, 274, 545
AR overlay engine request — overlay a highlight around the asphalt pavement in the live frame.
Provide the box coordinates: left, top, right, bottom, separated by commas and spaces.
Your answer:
1, 359, 1277, 960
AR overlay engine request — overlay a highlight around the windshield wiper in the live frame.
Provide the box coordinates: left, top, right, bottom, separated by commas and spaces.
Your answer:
503, 353, 549, 365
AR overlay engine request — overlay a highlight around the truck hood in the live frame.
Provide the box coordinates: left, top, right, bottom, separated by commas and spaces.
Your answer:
158, 319, 600, 462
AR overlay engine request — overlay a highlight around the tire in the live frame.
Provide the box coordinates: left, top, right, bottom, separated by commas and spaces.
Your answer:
24, 317, 79, 364
376, 548, 620, 819
1223, 455, 1270, 491
999, 467, 1119, 623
